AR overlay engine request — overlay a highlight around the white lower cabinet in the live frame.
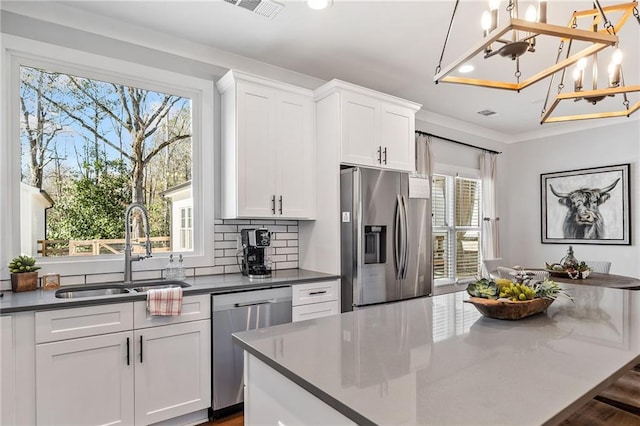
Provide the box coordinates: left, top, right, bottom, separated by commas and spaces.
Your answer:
36, 331, 135, 426
292, 280, 340, 322
1, 315, 16, 426
34, 296, 211, 426
134, 320, 210, 425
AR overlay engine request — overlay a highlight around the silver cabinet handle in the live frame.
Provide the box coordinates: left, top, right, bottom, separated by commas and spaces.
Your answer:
279, 196, 283, 215
383, 147, 388, 165
271, 195, 276, 214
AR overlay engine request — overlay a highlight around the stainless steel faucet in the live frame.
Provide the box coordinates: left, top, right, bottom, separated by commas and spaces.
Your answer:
124, 203, 152, 283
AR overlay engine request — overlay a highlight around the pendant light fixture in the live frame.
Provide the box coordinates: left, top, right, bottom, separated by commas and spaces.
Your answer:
434, 0, 619, 91
540, 1, 640, 123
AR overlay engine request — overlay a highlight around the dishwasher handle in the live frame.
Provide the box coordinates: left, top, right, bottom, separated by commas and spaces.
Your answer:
234, 298, 278, 308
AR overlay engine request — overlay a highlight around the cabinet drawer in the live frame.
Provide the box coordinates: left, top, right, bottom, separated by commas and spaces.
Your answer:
292, 280, 339, 306
36, 303, 133, 343
134, 294, 210, 328
292, 300, 340, 322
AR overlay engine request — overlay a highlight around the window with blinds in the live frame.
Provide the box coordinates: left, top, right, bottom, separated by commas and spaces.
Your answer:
432, 173, 481, 284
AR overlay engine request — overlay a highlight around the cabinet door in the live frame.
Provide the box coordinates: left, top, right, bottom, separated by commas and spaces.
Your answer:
275, 91, 315, 219
1, 316, 15, 426
340, 92, 378, 167
134, 320, 211, 425
380, 103, 416, 172
36, 331, 134, 426
236, 81, 276, 217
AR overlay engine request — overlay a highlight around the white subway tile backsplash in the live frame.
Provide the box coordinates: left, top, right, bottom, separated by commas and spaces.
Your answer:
215, 257, 239, 266
224, 265, 242, 274
275, 247, 298, 255
223, 219, 252, 225
50, 218, 299, 286
250, 219, 276, 225
274, 232, 298, 240
214, 224, 239, 233
215, 241, 238, 249
274, 261, 297, 270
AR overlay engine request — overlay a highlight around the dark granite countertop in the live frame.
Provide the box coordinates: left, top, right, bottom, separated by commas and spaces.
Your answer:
0, 269, 339, 314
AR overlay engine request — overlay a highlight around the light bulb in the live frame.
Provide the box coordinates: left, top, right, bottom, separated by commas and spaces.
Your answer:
481, 10, 492, 31
612, 48, 623, 65
573, 68, 581, 80
489, 0, 500, 11
525, 5, 537, 22
307, 0, 332, 10
576, 58, 587, 71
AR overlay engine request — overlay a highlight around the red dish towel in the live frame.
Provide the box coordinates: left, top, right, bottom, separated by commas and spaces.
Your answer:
147, 287, 183, 316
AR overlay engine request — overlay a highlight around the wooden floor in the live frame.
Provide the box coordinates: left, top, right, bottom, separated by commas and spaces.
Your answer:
198, 411, 243, 426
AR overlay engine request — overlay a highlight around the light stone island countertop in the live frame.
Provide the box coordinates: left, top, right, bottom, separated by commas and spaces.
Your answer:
234, 284, 640, 425
0, 269, 339, 313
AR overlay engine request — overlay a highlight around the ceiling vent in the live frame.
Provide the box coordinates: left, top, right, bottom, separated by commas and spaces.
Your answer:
477, 109, 498, 117
223, 0, 285, 20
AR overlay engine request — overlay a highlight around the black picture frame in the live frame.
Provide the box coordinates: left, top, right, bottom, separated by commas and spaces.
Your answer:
541, 163, 630, 245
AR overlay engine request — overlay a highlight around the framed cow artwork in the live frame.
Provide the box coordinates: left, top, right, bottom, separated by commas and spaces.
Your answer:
541, 163, 630, 245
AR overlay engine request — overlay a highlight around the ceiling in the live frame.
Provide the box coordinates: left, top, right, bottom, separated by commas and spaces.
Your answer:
4, 0, 640, 139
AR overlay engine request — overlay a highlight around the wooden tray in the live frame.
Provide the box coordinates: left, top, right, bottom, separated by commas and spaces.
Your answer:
464, 297, 554, 320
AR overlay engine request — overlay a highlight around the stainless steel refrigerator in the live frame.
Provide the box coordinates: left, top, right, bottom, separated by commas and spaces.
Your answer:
340, 166, 432, 312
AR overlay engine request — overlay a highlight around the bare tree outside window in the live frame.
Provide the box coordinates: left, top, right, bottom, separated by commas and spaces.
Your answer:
19, 66, 192, 257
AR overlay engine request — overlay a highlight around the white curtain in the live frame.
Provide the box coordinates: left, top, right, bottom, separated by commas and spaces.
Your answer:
480, 152, 500, 275
415, 133, 433, 176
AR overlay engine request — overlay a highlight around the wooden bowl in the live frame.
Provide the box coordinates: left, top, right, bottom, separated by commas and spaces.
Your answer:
464, 297, 554, 320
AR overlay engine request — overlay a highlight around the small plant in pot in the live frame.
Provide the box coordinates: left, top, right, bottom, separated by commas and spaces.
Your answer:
9, 255, 41, 292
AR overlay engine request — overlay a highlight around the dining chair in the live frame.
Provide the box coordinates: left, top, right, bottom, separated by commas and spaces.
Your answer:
584, 261, 612, 274
496, 266, 516, 280
482, 258, 504, 279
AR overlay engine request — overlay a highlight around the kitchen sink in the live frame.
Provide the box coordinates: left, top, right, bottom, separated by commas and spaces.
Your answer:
55, 284, 131, 299
54, 280, 190, 299
125, 280, 191, 293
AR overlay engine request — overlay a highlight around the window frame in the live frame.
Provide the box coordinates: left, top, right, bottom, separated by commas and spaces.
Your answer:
432, 164, 482, 287
1, 34, 215, 279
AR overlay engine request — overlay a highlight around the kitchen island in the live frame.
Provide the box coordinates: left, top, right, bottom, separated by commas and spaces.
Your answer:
234, 284, 640, 425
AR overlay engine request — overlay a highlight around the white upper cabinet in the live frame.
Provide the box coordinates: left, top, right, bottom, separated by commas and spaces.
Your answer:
315, 80, 421, 172
217, 70, 315, 219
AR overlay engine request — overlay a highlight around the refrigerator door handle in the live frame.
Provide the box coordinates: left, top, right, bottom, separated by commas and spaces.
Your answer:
394, 194, 402, 280
401, 195, 410, 280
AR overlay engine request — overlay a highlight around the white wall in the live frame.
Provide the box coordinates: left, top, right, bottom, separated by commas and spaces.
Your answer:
504, 121, 640, 278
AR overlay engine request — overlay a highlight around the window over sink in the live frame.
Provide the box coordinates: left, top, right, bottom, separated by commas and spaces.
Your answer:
1, 35, 215, 278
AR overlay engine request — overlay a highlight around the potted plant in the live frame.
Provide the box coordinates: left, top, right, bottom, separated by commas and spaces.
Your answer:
9, 255, 41, 292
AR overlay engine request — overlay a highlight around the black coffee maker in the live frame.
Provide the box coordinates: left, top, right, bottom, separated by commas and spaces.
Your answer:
240, 228, 272, 278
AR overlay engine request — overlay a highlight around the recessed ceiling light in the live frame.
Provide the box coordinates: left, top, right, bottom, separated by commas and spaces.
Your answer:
458, 64, 475, 74
307, 0, 333, 10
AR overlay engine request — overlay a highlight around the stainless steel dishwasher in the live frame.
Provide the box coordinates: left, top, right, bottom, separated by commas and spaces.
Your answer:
211, 286, 292, 414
